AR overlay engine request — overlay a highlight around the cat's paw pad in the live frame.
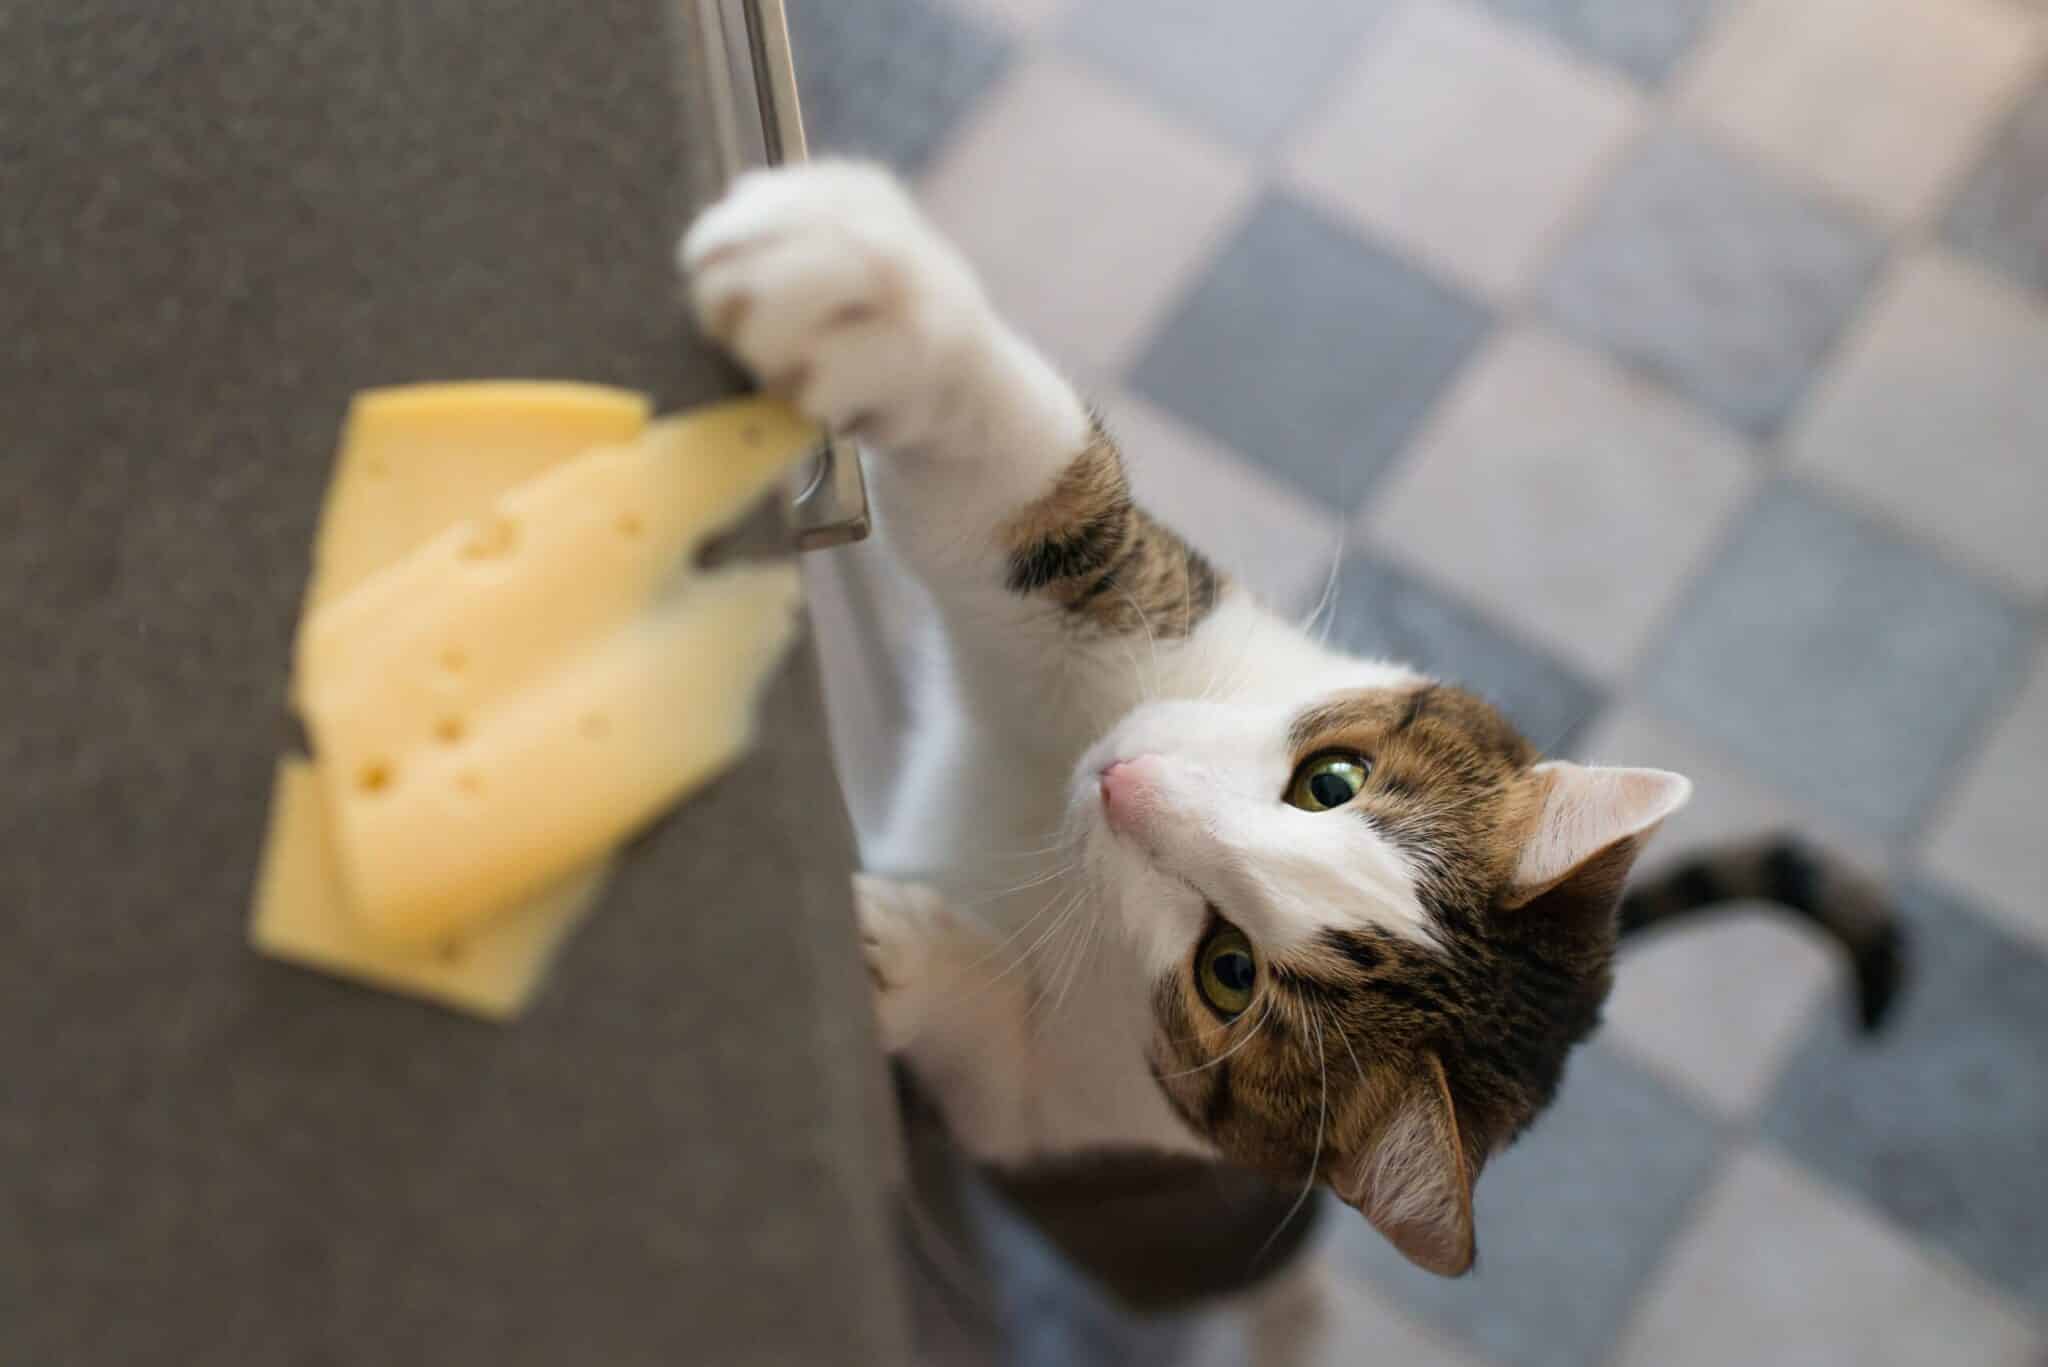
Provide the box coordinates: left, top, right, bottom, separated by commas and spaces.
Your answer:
681, 162, 988, 442
853, 873, 954, 1052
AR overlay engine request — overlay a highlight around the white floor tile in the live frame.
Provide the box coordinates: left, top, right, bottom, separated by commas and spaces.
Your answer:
1183, 1254, 1496, 1367
1677, 0, 2042, 227
1286, 0, 1642, 301
919, 55, 1256, 382
933, 0, 1072, 38
1603, 913, 1840, 1120
1615, 1148, 2042, 1367
1924, 639, 2048, 953
1363, 327, 1755, 681
1103, 391, 1347, 616
1792, 250, 2048, 600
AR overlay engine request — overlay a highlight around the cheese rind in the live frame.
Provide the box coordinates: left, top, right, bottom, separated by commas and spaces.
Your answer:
304, 382, 651, 613
296, 398, 820, 947
251, 760, 610, 1020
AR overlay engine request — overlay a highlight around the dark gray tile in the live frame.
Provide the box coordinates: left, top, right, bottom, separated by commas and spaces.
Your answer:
1335, 1045, 1722, 1367
1945, 76, 2048, 297
787, 0, 1011, 174
1764, 881, 2048, 1313
1639, 479, 2032, 841
1130, 193, 1492, 512
1538, 127, 1885, 438
1061, 0, 1392, 150
966, 1180, 1214, 1367
1479, 0, 1728, 85
1328, 555, 1605, 754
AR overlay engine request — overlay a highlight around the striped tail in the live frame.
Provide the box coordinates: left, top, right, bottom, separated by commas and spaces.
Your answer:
1618, 836, 1906, 1033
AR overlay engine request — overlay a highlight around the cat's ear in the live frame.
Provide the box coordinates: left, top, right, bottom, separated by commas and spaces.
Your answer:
1503, 762, 1691, 913
1333, 1052, 1476, 1277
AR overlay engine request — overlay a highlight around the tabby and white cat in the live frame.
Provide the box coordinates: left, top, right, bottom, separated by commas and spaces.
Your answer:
681, 164, 1899, 1317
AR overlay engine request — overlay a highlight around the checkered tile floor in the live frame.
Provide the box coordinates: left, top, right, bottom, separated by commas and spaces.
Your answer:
787, 0, 2048, 1361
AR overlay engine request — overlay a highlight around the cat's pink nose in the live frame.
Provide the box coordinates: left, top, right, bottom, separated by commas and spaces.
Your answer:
1098, 758, 1154, 835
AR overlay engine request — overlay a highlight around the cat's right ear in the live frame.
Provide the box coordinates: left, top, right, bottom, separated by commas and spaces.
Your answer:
1503, 761, 1692, 926
1332, 1052, 1477, 1277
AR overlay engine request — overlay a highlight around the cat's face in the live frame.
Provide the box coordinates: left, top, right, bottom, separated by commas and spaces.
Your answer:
1077, 675, 1688, 1275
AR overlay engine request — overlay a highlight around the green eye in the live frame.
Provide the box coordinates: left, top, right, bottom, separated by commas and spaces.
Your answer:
1285, 752, 1370, 811
1197, 926, 1258, 1018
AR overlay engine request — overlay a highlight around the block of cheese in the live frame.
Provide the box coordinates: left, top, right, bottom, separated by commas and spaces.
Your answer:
294, 399, 819, 948
251, 759, 610, 1020
304, 381, 651, 614
276, 380, 644, 1016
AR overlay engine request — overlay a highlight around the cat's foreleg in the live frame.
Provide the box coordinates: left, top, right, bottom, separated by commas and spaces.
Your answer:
854, 874, 1038, 1160
680, 164, 1223, 689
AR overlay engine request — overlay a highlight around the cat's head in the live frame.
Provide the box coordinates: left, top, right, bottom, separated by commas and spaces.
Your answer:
1078, 669, 1689, 1276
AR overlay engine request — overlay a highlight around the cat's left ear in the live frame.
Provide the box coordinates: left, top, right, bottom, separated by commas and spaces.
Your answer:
1332, 1052, 1476, 1276
1503, 762, 1692, 913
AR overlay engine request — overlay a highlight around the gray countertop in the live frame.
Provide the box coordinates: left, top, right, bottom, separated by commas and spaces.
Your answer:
1, 3, 906, 1361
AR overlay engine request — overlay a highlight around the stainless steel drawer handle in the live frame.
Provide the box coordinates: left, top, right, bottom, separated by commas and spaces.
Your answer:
688, 0, 872, 551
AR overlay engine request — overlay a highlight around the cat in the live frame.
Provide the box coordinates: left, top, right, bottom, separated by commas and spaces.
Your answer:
680, 161, 1903, 1337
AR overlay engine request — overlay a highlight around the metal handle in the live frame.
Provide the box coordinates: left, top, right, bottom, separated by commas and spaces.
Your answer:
688, 0, 871, 551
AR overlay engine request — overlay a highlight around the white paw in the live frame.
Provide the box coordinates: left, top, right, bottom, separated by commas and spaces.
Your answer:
852, 873, 958, 1053
681, 162, 991, 444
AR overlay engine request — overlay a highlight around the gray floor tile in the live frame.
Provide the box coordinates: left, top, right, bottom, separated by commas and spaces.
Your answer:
1763, 881, 2048, 1312
1538, 126, 1886, 438
1335, 1045, 1722, 1367
1478, 0, 1729, 85
971, 1179, 1216, 1366
1130, 193, 1492, 513
787, 0, 1011, 174
1946, 75, 2048, 297
1327, 554, 1605, 756
1060, 0, 1392, 150
1638, 479, 2032, 841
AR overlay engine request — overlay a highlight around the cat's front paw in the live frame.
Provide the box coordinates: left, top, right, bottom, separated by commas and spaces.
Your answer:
681, 162, 991, 445
860, 873, 962, 1057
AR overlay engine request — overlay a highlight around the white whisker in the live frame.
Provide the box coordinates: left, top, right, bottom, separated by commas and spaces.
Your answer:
1256, 1002, 1328, 1266
1155, 993, 1277, 1077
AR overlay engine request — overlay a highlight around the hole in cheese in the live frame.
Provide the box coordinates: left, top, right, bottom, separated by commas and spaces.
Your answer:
439, 646, 468, 675
457, 516, 520, 562
615, 512, 643, 538
434, 716, 466, 745
358, 761, 394, 794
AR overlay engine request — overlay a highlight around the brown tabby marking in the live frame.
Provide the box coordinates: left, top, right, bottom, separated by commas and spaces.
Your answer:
1150, 684, 1618, 1194
1001, 425, 1222, 638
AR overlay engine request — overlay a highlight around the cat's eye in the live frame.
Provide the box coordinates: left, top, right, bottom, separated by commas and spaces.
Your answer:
1196, 925, 1258, 1018
1285, 752, 1370, 812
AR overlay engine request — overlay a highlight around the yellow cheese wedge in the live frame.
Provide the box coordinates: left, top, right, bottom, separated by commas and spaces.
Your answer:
270, 381, 643, 1014
304, 381, 651, 614
295, 399, 818, 948
251, 759, 609, 1020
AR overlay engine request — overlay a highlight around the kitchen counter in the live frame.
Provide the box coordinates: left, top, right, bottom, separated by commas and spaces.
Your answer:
0, 3, 907, 1361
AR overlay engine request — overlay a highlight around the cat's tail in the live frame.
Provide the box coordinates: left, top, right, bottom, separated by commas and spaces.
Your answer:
1617, 836, 1906, 1033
